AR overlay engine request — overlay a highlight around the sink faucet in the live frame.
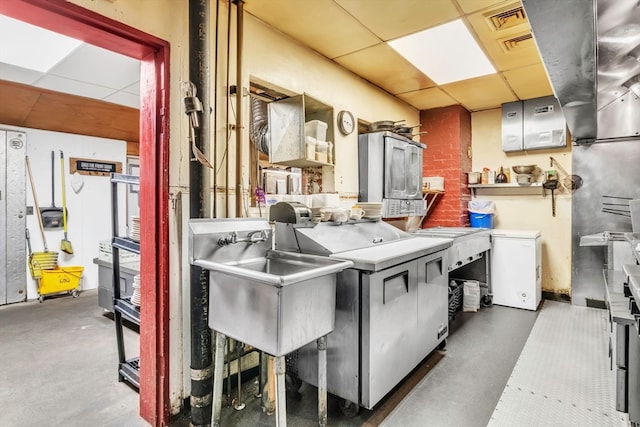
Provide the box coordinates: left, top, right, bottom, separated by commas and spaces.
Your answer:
217, 230, 269, 246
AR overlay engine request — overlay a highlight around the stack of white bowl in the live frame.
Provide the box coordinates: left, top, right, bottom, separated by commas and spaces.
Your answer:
131, 274, 141, 307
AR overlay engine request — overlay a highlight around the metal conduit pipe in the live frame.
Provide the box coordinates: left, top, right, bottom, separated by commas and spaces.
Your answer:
213, 0, 220, 218
235, 0, 245, 217
188, 0, 212, 425
225, 1, 232, 217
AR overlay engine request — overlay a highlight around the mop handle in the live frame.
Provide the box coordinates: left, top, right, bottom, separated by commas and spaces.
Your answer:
60, 151, 67, 231
25, 156, 48, 252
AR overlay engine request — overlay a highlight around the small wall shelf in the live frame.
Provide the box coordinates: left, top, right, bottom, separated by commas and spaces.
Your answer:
469, 182, 543, 196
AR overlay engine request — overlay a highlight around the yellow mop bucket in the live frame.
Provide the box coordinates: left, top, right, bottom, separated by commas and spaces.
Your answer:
38, 266, 83, 299
28, 251, 59, 280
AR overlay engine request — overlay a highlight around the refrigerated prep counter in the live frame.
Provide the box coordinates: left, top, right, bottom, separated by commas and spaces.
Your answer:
270, 202, 452, 411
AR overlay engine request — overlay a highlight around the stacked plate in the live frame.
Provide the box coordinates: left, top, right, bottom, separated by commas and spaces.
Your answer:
357, 202, 383, 219
129, 216, 140, 242
131, 274, 141, 307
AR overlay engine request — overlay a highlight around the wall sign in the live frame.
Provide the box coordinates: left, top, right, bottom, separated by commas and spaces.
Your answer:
69, 157, 122, 176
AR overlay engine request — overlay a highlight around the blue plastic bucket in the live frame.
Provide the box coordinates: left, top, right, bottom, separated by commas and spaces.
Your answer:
469, 212, 493, 228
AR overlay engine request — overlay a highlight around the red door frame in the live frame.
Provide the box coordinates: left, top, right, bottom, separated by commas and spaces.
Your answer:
0, 1, 171, 425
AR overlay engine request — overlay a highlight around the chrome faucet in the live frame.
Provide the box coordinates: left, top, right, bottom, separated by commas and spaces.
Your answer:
217, 230, 269, 246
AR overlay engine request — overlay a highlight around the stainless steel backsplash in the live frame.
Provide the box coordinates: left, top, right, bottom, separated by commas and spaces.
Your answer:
572, 139, 640, 306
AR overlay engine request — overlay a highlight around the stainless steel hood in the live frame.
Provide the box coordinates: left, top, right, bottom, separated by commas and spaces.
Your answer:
522, 0, 640, 143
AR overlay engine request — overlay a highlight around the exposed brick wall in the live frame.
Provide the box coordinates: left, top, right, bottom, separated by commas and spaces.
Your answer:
420, 105, 472, 227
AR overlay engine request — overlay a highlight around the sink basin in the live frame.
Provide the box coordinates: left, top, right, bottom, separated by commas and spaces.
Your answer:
197, 250, 351, 286
194, 250, 353, 356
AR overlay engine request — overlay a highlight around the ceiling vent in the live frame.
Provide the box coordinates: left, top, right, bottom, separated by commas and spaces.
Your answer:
486, 5, 528, 31
499, 33, 534, 53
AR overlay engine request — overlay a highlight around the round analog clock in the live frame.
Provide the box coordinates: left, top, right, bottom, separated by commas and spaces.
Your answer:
337, 110, 355, 135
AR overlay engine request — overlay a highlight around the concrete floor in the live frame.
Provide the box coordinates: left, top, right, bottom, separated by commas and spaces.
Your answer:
0, 288, 540, 426
0, 289, 145, 427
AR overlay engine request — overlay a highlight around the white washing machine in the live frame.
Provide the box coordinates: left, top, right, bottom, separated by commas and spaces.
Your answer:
490, 229, 542, 310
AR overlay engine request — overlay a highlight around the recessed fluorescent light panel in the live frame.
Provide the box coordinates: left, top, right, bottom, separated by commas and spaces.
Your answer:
0, 14, 83, 73
388, 19, 496, 85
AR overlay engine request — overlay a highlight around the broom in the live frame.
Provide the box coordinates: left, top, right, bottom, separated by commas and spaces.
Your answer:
60, 151, 73, 254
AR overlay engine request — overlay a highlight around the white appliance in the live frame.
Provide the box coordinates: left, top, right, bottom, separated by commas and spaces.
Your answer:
490, 229, 542, 310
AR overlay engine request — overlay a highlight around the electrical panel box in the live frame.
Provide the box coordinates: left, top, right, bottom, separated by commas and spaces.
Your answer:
523, 96, 567, 150
501, 95, 567, 152
501, 101, 524, 152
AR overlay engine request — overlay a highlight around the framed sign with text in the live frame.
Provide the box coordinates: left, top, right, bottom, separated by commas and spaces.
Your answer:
69, 157, 122, 177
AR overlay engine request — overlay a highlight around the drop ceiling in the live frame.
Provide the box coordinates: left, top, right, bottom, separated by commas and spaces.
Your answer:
0, 14, 140, 109
245, 0, 554, 111
1, 0, 551, 113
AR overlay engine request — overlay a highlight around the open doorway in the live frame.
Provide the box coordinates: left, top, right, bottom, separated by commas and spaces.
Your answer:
0, 1, 170, 425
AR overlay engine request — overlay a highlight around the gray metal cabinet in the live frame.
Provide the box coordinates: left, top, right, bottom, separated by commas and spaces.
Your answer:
361, 261, 418, 408
629, 327, 640, 425
417, 251, 448, 359
1, 130, 27, 305
94, 257, 139, 311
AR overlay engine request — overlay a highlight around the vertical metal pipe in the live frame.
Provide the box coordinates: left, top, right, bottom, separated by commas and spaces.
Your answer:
234, 341, 245, 410
189, 1, 212, 426
211, 332, 227, 427
212, 0, 220, 218
317, 336, 328, 427
225, 1, 232, 217
226, 337, 231, 403
235, 0, 244, 217
275, 355, 288, 427
255, 350, 264, 398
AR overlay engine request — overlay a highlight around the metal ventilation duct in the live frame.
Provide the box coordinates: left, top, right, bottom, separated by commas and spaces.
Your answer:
522, 0, 640, 143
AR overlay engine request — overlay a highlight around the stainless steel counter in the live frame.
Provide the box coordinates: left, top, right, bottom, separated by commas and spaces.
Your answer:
330, 237, 452, 271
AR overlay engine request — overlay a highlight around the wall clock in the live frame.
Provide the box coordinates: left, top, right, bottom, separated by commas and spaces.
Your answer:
337, 110, 355, 135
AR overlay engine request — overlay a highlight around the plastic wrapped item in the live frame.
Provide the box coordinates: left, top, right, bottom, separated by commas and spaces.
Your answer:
468, 200, 496, 228
462, 280, 481, 312
468, 200, 496, 213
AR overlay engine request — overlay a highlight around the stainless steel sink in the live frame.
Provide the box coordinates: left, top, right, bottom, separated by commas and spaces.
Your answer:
195, 250, 351, 287
196, 250, 352, 356
189, 218, 353, 356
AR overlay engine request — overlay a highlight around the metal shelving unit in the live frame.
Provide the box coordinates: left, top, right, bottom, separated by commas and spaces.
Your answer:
110, 173, 141, 390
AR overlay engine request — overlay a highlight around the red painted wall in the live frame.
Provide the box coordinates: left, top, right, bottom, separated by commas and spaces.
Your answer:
420, 105, 472, 227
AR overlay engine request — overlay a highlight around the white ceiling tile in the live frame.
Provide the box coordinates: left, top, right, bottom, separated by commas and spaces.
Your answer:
34, 75, 117, 100
122, 81, 140, 95
103, 91, 140, 109
47, 43, 140, 90
0, 15, 82, 72
0, 63, 44, 85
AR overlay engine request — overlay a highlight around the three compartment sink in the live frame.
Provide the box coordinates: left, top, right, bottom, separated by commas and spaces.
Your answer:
194, 250, 353, 356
